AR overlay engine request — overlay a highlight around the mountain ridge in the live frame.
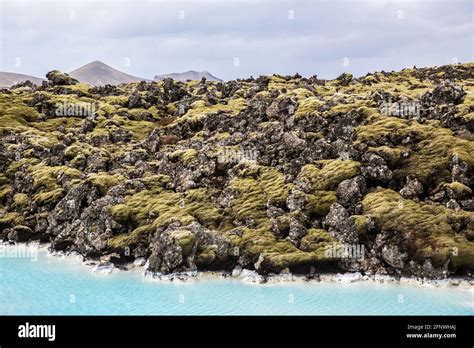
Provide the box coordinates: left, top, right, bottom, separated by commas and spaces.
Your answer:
154, 70, 223, 82
1, 61, 224, 87
0, 72, 45, 88
68, 61, 148, 86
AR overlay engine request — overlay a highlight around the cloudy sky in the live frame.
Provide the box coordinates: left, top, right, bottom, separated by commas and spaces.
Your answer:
0, 0, 473, 80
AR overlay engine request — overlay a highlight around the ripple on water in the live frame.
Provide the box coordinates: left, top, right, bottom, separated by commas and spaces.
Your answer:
0, 248, 473, 315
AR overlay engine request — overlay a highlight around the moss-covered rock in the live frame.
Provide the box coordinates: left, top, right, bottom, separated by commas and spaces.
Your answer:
1, 61, 473, 278
362, 189, 474, 270
297, 160, 361, 191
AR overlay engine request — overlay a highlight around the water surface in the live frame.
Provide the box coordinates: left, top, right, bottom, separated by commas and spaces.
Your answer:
0, 247, 472, 315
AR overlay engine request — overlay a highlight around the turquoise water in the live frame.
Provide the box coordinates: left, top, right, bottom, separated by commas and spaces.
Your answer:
0, 247, 472, 315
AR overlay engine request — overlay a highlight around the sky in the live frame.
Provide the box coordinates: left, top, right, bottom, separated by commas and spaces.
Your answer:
0, 0, 473, 81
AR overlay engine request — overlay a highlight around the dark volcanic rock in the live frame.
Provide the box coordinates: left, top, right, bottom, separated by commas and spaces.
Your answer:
46, 70, 79, 86
0, 62, 473, 280
423, 80, 466, 105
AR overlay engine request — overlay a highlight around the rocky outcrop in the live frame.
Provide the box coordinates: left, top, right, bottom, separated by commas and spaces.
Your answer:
45, 70, 79, 86
0, 62, 473, 280
422, 80, 466, 105
147, 221, 230, 274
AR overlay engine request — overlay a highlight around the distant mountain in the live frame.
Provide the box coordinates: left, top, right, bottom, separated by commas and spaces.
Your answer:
69, 61, 148, 86
1, 64, 222, 88
0, 72, 45, 88
154, 70, 222, 82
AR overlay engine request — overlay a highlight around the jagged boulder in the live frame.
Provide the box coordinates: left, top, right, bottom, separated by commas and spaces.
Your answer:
423, 80, 466, 105
336, 72, 353, 86
336, 175, 366, 208
324, 203, 358, 244
399, 175, 424, 200
45, 70, 79, 86
360, 153, 392, 182
147, 221, 230, 274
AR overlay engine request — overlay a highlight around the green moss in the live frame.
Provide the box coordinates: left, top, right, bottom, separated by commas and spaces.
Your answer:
183, 188, 223, 228
101, 95, 128, 107
367, 146, 406, 166
298, 160, 360, 191
195, 245, 216, 266
243, 224, 339, 271
458, 92, 474, 116
363, 189, 449, 236
108, 224, 154, 249
121, 106, 161, 121
5, 158, 40, 178
67, 83, 93, 94
13, 193, 29, 209
226, 163, 339, 272
31, 117, 83, 134
166, 103, 177, 115
300, 228, 336, 252
0, 104, 40, 130
88, 173, 125, 195
278, 87, 314, 101
295, 97, 323, 119
305, 191, 337, 216
404, 130, 474, 185
357, 117, 474, 185
121, 120, 155, 141
30, 165, 83, 191
213, 132, 231, 141
33, 188, 65, 205
170, 148, 198, 163
109, 204, 132, 224
64, 145, 88, 159
356, 116, 429, 143
173, 229, 196, 256
26, 164, 82, 206
0, 175, 9, 186
0, 185, 12, 201
238, 222, 295, 259
141, 174, 171, 190
450, 237, 474, 269
230, 163, 291, 221
444, 182, 472, 196
304, 132, 324, 141
0, 212, 22, 228
350, 215, 372, 235
176, 98, 247, 126
362, 188, 474, 269
109, 187, 223, 246
20, 129, 63, 149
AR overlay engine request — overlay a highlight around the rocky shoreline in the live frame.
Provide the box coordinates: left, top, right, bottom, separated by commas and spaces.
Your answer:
0, 63, 473, 281
4, 242, 473, 289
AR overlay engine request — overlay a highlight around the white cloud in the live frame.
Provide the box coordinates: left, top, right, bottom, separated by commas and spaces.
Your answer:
0, 0, 472, 80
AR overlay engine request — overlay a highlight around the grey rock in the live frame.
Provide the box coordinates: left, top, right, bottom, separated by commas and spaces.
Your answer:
336, 175, 366, 208
46, 70, 79, 86
361, 153, 392, 181
429, 80, 466, 105
400, 175, 424, 199
324, 203, 359, 244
